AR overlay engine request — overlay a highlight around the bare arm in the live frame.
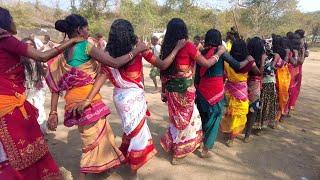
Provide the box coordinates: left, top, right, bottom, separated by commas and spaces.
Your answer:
25, 38, 80, 62
272, 53, 281, 67
51, 92, 59, 113
250, 62, 261, 75
290, 50, 299, 66
154, 39, 186, 70
47, 92, 59, 131
240, 56, 255, 69
86, 73, 107, 102
260, 54, 267, 75
298, 49, 305, 65
89, 42, 148, 68
72, 73, 108, 114
195, 47, 225, 68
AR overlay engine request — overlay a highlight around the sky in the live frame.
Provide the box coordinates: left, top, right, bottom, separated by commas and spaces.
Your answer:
14, 0, 320, 13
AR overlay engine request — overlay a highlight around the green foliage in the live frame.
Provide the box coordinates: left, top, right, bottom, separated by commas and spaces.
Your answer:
2, 0, 320, 41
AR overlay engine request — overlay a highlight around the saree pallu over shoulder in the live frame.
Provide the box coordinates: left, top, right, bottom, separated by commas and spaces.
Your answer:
46, 54, 100, 93
46, 54, 110, 127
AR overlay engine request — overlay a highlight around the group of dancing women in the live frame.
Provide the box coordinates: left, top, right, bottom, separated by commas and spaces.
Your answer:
0, 6, 307, 180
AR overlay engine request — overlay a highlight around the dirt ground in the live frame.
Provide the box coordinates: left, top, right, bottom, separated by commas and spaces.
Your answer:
45, 51, 320, 180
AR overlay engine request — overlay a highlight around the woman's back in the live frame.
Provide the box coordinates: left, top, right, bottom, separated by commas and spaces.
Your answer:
65, 40, 93, 67
174, 41, 197, 74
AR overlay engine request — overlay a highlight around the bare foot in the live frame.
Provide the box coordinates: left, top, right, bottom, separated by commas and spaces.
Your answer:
243, 136, 250, 143
171, 157, 186, 165
226, 139, 234, 147
79, 173, 86, 180
200, 147, 212, 158
129, 170, 138, 180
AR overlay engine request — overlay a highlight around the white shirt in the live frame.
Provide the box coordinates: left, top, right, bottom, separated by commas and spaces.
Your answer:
34, 37, 44, 50
152, 44, 161, 57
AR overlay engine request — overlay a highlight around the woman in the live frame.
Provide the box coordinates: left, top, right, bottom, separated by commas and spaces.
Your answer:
22, 38, 48, 134
273, 35, 291, 121
195, 29, 254, 156
287, 33, 304, 114
46, 15, 148, 180
220, 39, 260, 147
0, 7, 83, 179
244, 37, 266, 141
159, 18, 227, 164
256, 38, 282, 130
74, 19, 186, 177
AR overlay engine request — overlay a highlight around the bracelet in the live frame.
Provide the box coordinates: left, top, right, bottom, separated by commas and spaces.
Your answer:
49, 111, 57, 116
212, 55, 219, 63
169, 53, 176, 59
128, 52, 134, 59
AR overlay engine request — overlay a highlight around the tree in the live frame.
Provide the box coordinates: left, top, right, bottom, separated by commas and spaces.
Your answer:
231, 0, 298, 36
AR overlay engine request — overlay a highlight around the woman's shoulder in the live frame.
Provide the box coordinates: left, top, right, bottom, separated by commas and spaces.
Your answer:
0, 35, 21, 46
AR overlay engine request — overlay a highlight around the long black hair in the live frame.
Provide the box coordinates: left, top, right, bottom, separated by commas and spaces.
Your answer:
0, 7, 16, 34
21, 38, 46, 85
201, 28, 222, 56
161, 18, 188, 59
160, 18, 188, 75
230, 39, 248, 62
55, 14, 88, 38
286, 31, 301, 51
106, 19, 137, 58
247, 37, 265, 68
272, 34, 286, 60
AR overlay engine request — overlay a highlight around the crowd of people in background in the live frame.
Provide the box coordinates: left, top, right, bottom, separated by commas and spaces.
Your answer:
0, 6, 308, 180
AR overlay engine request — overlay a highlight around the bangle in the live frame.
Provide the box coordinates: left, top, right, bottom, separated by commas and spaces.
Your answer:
213, 55, 219, 63
49, 111, 57, 116
169, 53, 176, 59
128, 52, 134, 59
85, 98, 92, 103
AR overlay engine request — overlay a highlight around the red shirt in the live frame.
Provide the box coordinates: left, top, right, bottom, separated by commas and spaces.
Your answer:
119, 50, 156, 84
173, 41, 198, 73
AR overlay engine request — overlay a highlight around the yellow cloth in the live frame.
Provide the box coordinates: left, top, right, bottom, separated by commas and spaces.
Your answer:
64, 84, 102, 111
220, 62, 249, 136
79, 118, 125, 173
0, 93, 27, 119
220, 93, 249, 135
224, 62, 248, 82
276, 64, 291, 119
226, 41, 232, 53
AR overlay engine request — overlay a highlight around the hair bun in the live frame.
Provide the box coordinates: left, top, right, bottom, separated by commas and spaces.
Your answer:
55, 20, 69, 33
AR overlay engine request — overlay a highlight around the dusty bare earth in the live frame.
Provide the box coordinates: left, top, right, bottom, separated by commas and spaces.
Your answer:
46, 52, 320, 180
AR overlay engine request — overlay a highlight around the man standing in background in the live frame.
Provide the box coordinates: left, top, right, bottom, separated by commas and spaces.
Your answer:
30, 33, 44, 51
149, 36, 161, 91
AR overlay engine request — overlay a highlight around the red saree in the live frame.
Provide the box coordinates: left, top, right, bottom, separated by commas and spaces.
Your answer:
160, 42, 203, 158
0, 36, 60, 179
